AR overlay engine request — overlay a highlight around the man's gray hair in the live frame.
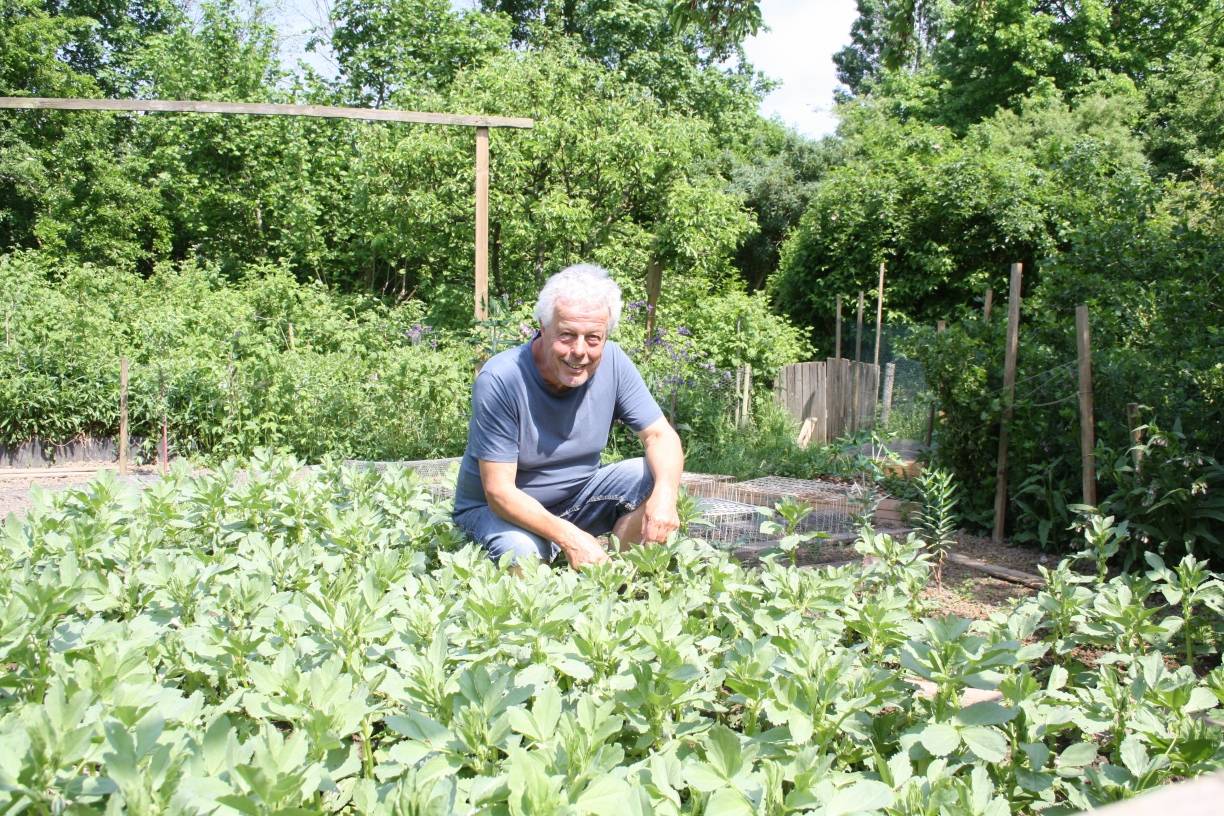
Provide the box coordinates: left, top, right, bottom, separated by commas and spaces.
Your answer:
534, 263, 623, 333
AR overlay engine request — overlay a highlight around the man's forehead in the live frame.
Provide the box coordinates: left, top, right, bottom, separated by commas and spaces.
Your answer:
552, 299, 609, 329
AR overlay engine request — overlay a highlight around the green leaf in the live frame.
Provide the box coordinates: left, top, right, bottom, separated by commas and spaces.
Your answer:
826, 780, 894, 816
1057, 742, 1098, 768
919, 723, 960, 756
961, 726, 1008, 763
576, 775, 631, 814
703, 787, 755, 816
684, 761, 727, 793
1120, 736, 1149, 776
955, 701, 1015, 727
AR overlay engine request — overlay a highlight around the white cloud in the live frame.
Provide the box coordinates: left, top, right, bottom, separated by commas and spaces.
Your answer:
743, 0, 859, 139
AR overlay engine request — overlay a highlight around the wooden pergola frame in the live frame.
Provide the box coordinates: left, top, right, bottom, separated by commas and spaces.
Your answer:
0, 96, 535, 321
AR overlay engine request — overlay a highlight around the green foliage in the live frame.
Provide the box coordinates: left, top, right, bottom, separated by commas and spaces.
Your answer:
1, 455, 1221, 812
915, 467, 957, 588
0, 252, 469, 461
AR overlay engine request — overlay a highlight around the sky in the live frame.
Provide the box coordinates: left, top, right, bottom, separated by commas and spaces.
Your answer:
743, 0, 859, 138
271, 0, 860, 139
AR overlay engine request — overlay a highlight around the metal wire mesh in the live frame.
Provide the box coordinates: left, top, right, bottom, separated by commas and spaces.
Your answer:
680, 472, 735, 498
708, 476, 874, 538
344, 457, 460, 499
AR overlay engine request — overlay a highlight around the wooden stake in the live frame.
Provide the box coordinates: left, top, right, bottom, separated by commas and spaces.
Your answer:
159, 377, 168, 476
983, 288, 993, 321
739, 364, 752, 428
287, 322, 295, 349
925, 322, 946, 447
881, 362, 896, 427
1076, 305, 1097, 506
474, 126, 490, 322
119, 357, 128, 476
855, 291, 864, 362
835, 295, 842, 360
874, 262, 885, 367
992, 263, 1023, 544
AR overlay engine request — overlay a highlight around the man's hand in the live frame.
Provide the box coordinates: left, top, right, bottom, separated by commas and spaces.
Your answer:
556, 523, 609, 570
641, 491, 680, 544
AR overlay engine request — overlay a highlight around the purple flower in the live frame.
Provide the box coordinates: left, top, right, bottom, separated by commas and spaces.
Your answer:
677, 326, 692, 337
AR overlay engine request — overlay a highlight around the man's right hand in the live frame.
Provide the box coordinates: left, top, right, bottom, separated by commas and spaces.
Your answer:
557, 524, 609, 570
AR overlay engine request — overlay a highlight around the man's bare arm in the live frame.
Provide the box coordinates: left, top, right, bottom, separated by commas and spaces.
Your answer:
635, 416, 684, 543
478, 459, 609, 568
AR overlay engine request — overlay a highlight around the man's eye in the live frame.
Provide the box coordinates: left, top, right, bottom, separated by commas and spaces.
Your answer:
587, 336, 604, 345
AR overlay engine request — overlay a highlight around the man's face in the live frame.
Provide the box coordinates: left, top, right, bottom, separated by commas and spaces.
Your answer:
536, 299, 609, 391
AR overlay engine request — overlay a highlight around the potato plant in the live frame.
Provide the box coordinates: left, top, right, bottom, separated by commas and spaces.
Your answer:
0, 452, 1222, 815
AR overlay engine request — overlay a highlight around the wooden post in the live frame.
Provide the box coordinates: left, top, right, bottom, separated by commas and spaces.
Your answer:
874, 262, 885, 367
992, 263, 1023, 544
924, 321, 946, 447
474, 126, 490, 322
881, 362, 896, 427
855, 291, 864, 362
983, 288, 993, 322
159, 376, 169, 477
645, 260, 662, 340
835, 295, 842, 360
738, 364, 752, 427
118, 357, 128, 476
1127, 402, 1144, 474
1076, 305, 1097, 506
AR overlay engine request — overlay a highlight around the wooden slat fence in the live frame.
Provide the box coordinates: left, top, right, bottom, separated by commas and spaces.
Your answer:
775, 359, 880, 444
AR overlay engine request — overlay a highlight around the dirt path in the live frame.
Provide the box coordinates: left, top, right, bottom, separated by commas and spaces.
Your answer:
0, 463, 161, 519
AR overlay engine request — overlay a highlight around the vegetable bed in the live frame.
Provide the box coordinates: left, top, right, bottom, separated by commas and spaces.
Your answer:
1, 453, 1221, 814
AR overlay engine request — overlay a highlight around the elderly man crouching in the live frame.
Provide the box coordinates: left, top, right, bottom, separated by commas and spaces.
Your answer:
452, 264, 684, 569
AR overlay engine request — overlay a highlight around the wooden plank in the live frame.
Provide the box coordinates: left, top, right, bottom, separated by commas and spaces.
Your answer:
947, 553, 1043, 589
0, 96, 534, 128
983, 288, 993, 321
1092, 772, 1224, 816
992, 263, 1024, 544
474, 126, 490, 321
814, 363, 827, 443
1076, 304, 1096, 506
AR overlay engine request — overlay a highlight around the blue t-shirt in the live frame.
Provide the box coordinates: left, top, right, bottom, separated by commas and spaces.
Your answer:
453, 339, 663, 514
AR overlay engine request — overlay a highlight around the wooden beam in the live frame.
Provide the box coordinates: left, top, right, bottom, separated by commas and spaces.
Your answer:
474, 127, 490, 321
0, 96, 534, 129
992, 263, 1023, 545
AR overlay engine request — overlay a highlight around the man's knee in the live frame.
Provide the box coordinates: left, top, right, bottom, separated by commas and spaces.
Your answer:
485, 528, 553, 565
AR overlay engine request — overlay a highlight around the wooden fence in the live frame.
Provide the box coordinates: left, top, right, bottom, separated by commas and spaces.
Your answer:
775, 359, 880, 444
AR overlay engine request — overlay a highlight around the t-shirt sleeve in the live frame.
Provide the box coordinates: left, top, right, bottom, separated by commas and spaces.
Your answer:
613, 345, 664, 432
470, 369, 521, 463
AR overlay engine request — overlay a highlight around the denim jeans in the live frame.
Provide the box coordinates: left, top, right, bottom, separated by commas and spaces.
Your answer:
452, 457, 654, 565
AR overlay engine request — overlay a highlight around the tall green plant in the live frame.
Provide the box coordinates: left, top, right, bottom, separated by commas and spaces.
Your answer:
916, 467, 958, 588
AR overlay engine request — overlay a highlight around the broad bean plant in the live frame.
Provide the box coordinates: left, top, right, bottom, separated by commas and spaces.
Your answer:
0, 453, 1221, 814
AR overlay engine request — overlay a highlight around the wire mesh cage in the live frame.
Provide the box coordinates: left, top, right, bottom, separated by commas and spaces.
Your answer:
680, 471, 735, 499
687, 497, 769, 550
711, 476, 876, 538
344, 457, 460, 499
